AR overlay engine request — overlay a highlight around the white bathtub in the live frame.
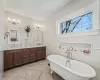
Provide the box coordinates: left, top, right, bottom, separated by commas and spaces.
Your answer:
47, 55, 96, 80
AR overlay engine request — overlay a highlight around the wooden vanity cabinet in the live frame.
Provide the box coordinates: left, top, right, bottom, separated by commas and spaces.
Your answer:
4, 46, 46, 70
21, 49, 30, 64
13, 50, 23, 66
30, 48, 37, 62
4, 51, 14, 70
37, 47, 46, 60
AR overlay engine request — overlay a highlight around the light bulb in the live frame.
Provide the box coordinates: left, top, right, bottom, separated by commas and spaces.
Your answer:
13, 19, 16, 22
7, 17, 11, 22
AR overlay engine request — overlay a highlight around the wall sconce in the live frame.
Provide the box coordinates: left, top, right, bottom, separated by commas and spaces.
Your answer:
7, 17, 20, 25
35, 24, 43, 30
4, 32, 10, 39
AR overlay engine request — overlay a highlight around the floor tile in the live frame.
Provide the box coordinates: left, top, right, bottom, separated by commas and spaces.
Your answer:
4, 60, 64, 80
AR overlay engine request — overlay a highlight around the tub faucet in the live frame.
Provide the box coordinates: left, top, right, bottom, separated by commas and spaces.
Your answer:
65, 47, 73, 68
67, 52, 72, 61
65, 52, 72, 68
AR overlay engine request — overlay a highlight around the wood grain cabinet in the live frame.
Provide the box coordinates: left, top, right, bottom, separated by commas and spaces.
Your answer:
30, 49, 37, 62
22, 49, 30, 64
4, 46, 46, 70
37, 47, 46, 60
4, 51, 14, 69
13, 50, 23, 66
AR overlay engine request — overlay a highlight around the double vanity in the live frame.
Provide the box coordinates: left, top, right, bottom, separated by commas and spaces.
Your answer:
4, 46, 46, 70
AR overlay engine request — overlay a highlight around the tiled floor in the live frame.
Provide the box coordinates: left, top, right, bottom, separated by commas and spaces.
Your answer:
4, 60, 64, 80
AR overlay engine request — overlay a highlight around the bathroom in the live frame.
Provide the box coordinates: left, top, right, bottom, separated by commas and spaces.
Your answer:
0, 0, 100, 80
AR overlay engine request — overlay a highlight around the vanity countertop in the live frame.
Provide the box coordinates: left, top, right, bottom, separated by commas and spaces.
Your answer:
4, 45, 46, 51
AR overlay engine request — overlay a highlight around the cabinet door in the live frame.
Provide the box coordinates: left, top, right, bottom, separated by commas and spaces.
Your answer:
22, 49, 30, 64
30, 49, 36, 62
4, 52, 14, 70
13, 50, 22, 66
37, 48, 46, 60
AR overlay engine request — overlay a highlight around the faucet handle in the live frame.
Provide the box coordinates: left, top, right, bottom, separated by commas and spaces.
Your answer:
70, 47, 73, 51
59, 46, 61, 49
67, 47, 73, 51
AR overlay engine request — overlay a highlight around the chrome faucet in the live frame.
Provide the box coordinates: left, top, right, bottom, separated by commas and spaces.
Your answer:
65, 47, 73, 68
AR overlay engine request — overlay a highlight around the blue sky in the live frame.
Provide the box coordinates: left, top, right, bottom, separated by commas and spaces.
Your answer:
60, 12, 92, 33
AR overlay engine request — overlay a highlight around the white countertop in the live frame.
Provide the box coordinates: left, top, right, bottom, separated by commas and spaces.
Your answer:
3, 45, 46, 50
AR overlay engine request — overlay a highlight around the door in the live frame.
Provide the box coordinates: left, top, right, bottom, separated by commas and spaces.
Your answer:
13, 50, 22, 66
4, 52, 14, 70
37, 47, 46, 60
30, 49, 37, 62
21, 49, 30, 64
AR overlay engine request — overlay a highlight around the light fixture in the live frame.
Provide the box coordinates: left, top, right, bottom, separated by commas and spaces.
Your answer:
7, 17, 20, 25
4, 32, 10, 39
8, 17, 11, 22
35, 24, 43, 30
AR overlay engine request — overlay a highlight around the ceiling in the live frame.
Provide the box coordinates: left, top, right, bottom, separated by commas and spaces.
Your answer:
4, 0, 73, 20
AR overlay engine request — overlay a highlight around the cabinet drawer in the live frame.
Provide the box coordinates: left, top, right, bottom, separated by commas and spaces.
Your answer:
22, 49, 29, 52
30, 53, 36, 56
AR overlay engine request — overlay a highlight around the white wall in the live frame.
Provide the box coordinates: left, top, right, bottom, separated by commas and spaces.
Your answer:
44, 0, 100, 80
5, 11, 44, 49
0, 0, 5, 80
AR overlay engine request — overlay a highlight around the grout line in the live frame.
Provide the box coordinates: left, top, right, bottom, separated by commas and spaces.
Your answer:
38, 71, 43, 80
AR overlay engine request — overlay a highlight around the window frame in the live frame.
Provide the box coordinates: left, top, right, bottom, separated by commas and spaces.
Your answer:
60, 12, 93, 34
56, 2, 99, 37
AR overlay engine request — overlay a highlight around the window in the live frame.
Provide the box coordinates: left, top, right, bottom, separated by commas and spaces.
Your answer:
60, 12, 93, 34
